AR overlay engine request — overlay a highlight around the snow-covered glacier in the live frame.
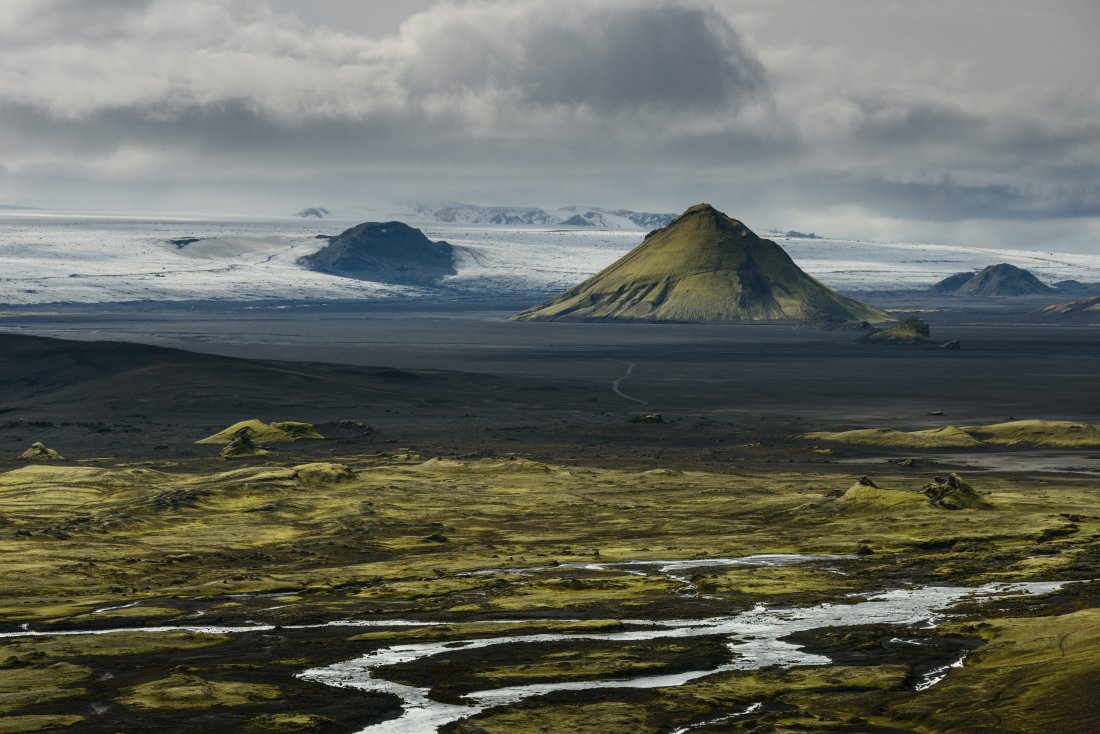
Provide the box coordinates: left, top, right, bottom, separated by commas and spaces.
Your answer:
2, 209, 1099, 305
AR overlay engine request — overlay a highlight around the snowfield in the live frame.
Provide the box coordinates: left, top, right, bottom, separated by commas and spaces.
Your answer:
1, 209, 1099, 305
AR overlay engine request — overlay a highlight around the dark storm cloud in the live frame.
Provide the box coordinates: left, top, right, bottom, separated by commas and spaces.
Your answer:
399, 2, 767, 113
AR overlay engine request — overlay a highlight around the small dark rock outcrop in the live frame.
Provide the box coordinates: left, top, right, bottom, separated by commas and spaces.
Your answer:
319, 420, 375, 438
20, 442, 63, 461
922, 473, 993, 510
857, 317, 932, 345
219, 428, 268, 460
631, 413, 665, 424
299, 221, 456, 286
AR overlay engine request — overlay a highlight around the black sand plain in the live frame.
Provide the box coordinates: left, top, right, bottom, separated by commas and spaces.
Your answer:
1, 295, 1098, 467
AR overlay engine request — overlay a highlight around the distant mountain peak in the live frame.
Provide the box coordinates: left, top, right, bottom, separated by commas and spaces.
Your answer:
930, 263, 1053, 296
410, 202, 677, 230
513, 203, 889, 324
298, 221, 455, 286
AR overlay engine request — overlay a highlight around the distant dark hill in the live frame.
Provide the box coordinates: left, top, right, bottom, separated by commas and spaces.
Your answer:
513, 203, 889, 324
931, 264, 1053, 296
299, 221, 456, 286
0, 333, 540, 458
1053, 280, 1100, 296
929, 271, 975, 294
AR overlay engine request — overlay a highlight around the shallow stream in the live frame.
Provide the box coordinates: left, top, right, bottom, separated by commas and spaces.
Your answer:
0, 554, 1072, 733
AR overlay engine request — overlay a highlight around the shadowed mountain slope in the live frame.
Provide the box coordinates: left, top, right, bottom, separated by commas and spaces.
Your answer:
513, 204, 889, 323
1039, 295, 1100, 318
931, 263, 1054, 296
299, 221, 455, 286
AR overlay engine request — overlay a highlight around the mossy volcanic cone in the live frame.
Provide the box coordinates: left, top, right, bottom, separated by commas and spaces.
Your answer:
513, 204, 889, 323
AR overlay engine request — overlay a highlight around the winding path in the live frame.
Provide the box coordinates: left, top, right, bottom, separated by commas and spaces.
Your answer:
608, 359, 648, 406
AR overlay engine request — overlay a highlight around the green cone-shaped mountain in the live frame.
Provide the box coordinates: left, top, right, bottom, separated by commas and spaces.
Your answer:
513, 204, 889, 323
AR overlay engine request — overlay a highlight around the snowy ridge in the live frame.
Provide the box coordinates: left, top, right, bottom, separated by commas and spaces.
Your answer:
410, 203, 677, 230
2, 211, 1100, 305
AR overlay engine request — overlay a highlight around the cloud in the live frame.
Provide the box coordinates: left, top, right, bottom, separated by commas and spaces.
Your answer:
0, 0, 768, 124
0, 0, 1097, 252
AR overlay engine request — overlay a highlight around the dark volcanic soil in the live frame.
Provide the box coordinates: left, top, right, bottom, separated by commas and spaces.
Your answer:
1, 301, 1099, 470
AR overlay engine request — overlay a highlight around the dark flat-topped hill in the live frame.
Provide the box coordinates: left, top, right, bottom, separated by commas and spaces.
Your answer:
930, 263, 1054, 296
299, 221, 456, 286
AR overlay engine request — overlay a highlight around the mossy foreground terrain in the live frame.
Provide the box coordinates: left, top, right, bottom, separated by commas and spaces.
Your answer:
0, 451, 1097, 733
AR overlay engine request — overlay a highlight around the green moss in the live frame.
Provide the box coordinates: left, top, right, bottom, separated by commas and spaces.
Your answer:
117, 673, 281, 710
292, 463, 358, 485
196, 419, 323, 445
805, 419, 1100, 448
889, 609, 1100, 732
0, 715, 84, 733
513, 204, 889, 324
966, 419, 1100, 448
244, 714, 335, 733
804, 426, 982, 448
0, 631, 229, 662
455, 702, 657, 734
349, 619, 623, 643
857, 317, 932, 344
0, 662, 90, 714
478, 644, 695, 684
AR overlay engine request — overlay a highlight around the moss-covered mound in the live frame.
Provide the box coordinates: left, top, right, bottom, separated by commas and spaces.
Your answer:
804, 426, 982, 449
18, 442, 64, 461
965, 419, 1100, 448
922, 473, 994, 509
292, 463, 358, 485
837, 476, 927, 512
837, 474, 993, 512
857, 317, 932, 345
198, 420, 323, 445
117, 674, 280, 710
1039, 294, 1100, 317
806, 419, 1100, 449
513, 204, 889, 324
219, 429, 269, 460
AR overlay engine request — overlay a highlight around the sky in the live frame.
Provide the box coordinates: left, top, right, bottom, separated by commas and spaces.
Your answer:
0, 0, 1098, 250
